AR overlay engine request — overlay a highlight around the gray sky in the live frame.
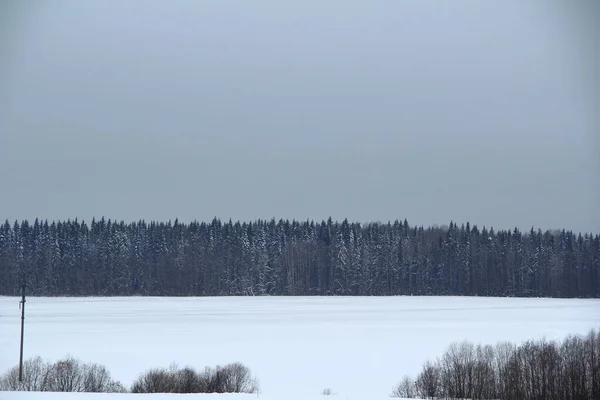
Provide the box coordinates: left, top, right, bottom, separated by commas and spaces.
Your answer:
1, 1, 598, 233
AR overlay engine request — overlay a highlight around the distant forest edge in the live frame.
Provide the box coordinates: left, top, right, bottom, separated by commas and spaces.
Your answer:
0, 218, 598, 298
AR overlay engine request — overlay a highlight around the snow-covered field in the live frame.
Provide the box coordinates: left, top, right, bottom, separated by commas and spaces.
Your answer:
1, 296, 599, 399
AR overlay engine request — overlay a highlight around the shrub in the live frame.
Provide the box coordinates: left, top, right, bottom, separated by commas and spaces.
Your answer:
132, 362, 259, 394
83, 363, 127, 393
0, 356, 124, 393
2, 357, 258, 395
175, 366, 202, 393
131, 366, 178, 393
217, 362, 259, 393
0, 356, 50, 391
45, 355, 84, 392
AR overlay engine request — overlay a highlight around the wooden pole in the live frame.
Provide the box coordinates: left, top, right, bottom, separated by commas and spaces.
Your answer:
18, 284, 26, 382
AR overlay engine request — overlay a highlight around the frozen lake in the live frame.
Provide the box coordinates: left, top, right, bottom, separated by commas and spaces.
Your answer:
1, 296, 599, 398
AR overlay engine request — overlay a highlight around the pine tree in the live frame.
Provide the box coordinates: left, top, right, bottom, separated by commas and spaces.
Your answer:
0, 218, 597, 298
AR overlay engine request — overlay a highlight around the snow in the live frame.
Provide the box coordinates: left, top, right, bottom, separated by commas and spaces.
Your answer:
1, 296, 599, 399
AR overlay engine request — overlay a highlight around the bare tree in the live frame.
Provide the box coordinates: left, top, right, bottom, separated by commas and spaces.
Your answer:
131, 367, 177, 393
197, 366, 216, 393
561, 335, 588, 398
503, 347, 526, 400
472, 344, 496, 399
0, 366, 22, 391
81, 363, 125, 393
537, 339, 561, 400
175, 366, 201, 393
45, 356, 85, 392
415, 360, 440, 399
218, 362, 259, 394
439, 341, 476, 399
0, 356, 50, 391
391, 375, 417, 398
587, 329, 600, 399
494, 341, 517, 399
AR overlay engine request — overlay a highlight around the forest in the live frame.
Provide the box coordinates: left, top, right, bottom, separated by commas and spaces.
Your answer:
0, 218, 598, 297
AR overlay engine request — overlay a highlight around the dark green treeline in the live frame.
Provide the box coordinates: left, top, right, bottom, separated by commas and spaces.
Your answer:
0, 218, 598, 297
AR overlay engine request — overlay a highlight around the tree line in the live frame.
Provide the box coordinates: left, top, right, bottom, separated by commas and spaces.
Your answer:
392, 327, 600, 399
0, 217, 598, 297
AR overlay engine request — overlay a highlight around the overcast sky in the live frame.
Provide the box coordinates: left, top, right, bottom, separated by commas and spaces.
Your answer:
1, 1, 598, 233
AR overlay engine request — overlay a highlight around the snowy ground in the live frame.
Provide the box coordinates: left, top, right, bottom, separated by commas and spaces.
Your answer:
1, 296, 599, 399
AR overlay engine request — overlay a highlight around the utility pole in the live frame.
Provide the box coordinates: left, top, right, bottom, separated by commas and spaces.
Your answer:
18, 283, 26, 382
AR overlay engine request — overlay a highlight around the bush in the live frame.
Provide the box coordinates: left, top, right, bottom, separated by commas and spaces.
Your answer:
131, 367, 177, 393
216, 362, 259, 393
175, 366, 202, 393
0, 356, 50, 391
0, 355, 124, 393
45, 355, 84, 392
83, 363, 127, 393
2, 356, 258, 395
132, 362, 259, 394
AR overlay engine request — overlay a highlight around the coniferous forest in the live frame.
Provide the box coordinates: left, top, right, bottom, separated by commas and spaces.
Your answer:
0, 218, 598, 298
